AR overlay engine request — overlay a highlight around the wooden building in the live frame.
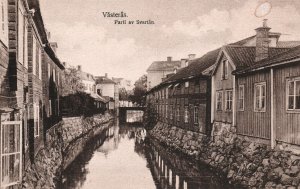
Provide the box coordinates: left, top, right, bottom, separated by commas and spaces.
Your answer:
147, 50, 219, 135
0, 0, 65, 188
235, 45, 300, 148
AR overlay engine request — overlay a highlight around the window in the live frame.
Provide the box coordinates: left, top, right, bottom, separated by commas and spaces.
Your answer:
53, 69, 56, 82
17, 2, 25, 64
0, 0, 8, 46
216, 91, 223, 111
24, 21, 28, 68
38, 46, 42, 79
170, 105, 173, 120
185, 81, 189, 88
32, 36, 36, 75
254, 82, 266, 112
34, 103, 39, 137
48, 63, 51, 79
225, 90, 233, 111
238, 85, 245, 111
287, 78, 300, 110
176, 106, 180, 122
194, 106, 199, 124
184, 106, 189, 123
1, 121, 22, 188
165, 103, 168, 118
49, 100, 52, 116
222, 60, 229, 80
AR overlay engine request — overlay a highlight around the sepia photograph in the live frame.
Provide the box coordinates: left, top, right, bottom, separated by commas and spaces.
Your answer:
1, 0, 300, 188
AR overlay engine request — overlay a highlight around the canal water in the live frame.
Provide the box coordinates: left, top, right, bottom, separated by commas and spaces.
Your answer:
59, 118, 233, 189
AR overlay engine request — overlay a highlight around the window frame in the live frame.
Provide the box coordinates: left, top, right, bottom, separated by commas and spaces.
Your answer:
0, 0, 8, 46
184, 106, 189, 123
254, 82, 266, 112
216, 91, 223, 111
225, 89, 233, 112
286, 78, 300, 112
34, 103, 40, 137
238, 85, 245, 111
222, 59, 229, 80
194, 106, 199, 124
176, 106, 180, 122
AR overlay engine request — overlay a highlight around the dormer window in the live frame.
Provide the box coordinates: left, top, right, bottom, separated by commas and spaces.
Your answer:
222, 60, 229, 80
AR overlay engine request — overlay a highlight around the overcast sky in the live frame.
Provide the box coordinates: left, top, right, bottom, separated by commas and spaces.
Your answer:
39, 0, 300, 81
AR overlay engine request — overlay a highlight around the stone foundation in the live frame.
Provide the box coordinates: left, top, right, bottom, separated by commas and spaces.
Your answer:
150, 121, 300, 188
22, 113, 113, 189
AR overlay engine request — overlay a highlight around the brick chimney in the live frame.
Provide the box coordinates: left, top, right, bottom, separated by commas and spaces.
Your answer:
167, 56, 172, 62
255, 19, 271, 62
181, 59, 187, 68
77, 65, 81, 71
188, 54, 196, 60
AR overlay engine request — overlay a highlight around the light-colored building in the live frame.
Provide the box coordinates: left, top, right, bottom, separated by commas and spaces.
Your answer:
146, 56, 181, 90
112, 77, 133, 91
77, 65, 96, 94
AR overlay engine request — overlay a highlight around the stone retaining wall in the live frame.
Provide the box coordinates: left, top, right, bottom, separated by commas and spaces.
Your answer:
150, 121, 300, 188
22, 113, 113, 189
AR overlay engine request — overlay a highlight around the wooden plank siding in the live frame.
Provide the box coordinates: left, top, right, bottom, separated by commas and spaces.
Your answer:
236, 71, 271, 140
273, 63, 300, 145
151, 77, 210, 135
213, 55, 234, 123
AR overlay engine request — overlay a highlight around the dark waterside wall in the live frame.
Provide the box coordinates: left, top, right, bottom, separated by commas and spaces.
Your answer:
22, 113, 113, 189
149, 122, 300, 188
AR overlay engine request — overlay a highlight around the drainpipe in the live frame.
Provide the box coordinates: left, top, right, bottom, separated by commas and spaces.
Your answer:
270, 68, 275, 149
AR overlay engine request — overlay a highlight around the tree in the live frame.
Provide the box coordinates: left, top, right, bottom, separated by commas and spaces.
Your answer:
119, 87, 129, 101
129, 75, 147, 106
62, 67, 85, 96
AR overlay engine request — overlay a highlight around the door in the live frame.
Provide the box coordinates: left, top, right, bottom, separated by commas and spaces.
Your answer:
0, 121, 22, 188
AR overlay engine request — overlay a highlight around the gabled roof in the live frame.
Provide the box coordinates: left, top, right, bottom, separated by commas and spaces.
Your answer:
235, 45, 300, 74
79, 71, 95, 82
95, 76, 116, 84
223, 45, 290, 71
146, 60, 181, 72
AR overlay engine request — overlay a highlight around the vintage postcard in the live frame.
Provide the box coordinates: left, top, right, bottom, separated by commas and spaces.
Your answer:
1, 0, 300, 188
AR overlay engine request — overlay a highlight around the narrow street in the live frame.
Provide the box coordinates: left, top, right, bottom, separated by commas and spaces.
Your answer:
58, 113, 233, 189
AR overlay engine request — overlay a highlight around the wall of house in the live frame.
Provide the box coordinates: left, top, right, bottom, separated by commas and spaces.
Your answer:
213, 55, 234, 123
82, 79, 95, 94
147, 70, 173, 90
149, 77, 210, 134
274, 63, 300, 145
0, 41, 10, 108
96, 83, 115, 98
236, 71, 271, 142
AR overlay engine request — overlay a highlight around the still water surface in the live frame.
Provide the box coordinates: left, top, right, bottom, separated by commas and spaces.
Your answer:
60, 119, 232, 189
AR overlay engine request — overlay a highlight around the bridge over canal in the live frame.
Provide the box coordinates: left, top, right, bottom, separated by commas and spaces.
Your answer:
119, 106, 146, 123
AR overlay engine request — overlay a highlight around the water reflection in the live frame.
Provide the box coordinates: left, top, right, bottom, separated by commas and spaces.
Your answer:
59, 119, 232, 189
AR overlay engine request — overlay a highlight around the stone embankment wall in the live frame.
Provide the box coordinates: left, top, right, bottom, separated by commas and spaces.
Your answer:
22, 113, 113, 189
150, 122, 300, 189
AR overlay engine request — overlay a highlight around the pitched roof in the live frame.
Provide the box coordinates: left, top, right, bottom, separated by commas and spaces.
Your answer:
79, 71, 95, 82
162, 48, 220, 84
95, 76, 116, 84
277, 41, 300, 48
224, 45, 291, 71
146, 60, 181, 72
235, 45, 300, 74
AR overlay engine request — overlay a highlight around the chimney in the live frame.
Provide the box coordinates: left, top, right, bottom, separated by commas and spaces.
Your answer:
167, 56, 172, 62
50, 42, 58, 53
105, 73, 108, 78
181, 59, 187, 68
255, 19, 271, 62
77, 65, 81, 71
188, 54, 196, 60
